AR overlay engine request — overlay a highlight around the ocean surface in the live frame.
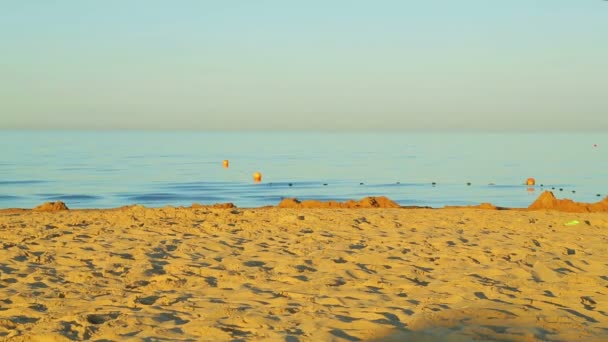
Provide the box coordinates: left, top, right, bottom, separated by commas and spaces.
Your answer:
0, 131, 606, 209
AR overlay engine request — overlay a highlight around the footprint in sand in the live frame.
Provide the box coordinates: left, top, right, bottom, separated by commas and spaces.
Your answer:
136, 295, 160, 305
531, 261, 561, 283
86, 312, 120, 325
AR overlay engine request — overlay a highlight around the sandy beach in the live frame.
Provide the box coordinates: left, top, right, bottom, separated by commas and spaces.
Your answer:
1, 195, 608, 341
4, 0, 607, 340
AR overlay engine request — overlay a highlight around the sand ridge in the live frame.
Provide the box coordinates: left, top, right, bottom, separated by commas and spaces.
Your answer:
1, 202, 608, 341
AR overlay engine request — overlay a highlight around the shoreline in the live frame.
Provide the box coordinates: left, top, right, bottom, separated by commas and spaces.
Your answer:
2, 190, 607, 214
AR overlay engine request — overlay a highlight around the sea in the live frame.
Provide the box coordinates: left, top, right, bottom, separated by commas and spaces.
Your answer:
0, 131, 606, 209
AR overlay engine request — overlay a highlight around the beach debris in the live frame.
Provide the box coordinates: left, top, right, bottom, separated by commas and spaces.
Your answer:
526, 178, 536, 186
253, 172, 262, 183
564, 248, 576, 255
33, 201, 69, 212
222, 159, 229, 168
564, 220, 580, 226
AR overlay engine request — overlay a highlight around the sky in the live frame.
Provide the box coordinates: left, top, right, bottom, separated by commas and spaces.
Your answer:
1, 1, 607, 132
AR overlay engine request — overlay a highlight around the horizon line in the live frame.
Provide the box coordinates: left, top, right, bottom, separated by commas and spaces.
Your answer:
2, 127, 608, 134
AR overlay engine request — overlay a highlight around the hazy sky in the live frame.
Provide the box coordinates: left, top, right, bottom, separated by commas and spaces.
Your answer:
1, 1, 607, 131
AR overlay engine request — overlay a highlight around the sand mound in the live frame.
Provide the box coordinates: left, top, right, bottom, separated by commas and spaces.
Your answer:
191, 202, 236, 209
476, 202, 499, 210
528, 191, 608, 212
445, 202, 499, 210
278, 196, 401, 208
32, 201, 69, 212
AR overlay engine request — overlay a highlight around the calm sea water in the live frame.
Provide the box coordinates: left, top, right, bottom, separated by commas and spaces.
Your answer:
0, 131, 606, 209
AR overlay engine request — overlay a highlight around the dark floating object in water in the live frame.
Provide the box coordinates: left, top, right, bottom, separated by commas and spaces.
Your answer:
598, 194, 602, 197
396, 182, 400, 184
431, 182, 436, 186
572, 190, 576, 193
551, 187, 555, 190
360, 182, 364, 185
323, 183, 328, 186
466, 182, 471, 186
559, 188, 563, 191
288, 183, 293, 187
540, 184, 544, 187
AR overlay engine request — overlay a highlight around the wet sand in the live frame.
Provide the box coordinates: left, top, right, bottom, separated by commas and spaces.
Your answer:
1, 198, 608, 341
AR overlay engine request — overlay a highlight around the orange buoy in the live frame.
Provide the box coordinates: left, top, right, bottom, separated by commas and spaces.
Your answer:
253, 172, 262, 183
223, 160, 229, 168
526, 177, 535, 186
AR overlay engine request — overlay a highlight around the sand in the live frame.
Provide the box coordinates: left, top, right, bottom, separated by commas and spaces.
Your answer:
1, 201, 608, 341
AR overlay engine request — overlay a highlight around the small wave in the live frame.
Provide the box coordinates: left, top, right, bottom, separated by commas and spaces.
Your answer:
119, 193, 225, 203
166, 181, 236, 192
45, 194, 101, 201
0, 180, 47, 185
58, 167, 97, 171
241, 194, 285, 201
366, 182, 424, 188
120, 193, 183, 202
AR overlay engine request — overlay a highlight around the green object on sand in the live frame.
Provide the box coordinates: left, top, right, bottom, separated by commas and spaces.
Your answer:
564, 220, 580, 226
